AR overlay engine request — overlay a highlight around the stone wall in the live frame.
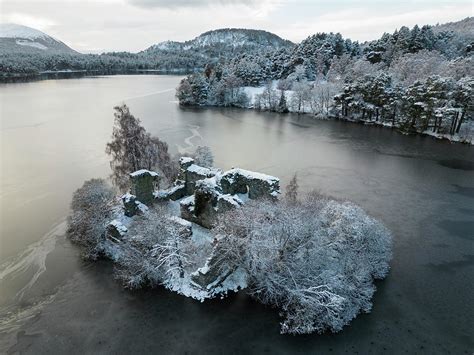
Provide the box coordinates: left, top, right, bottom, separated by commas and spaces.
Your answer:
129, 169, 160, 205
123, 162, 280, 227
176, 160, 280, 228
112, 161, 278, 295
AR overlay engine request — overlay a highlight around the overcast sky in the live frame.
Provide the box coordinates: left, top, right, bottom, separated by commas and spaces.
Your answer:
0, 0, 472, 53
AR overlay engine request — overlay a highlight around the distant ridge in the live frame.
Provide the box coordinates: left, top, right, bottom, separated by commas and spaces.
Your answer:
0, 18, 471, 81
144, 28, 294, 53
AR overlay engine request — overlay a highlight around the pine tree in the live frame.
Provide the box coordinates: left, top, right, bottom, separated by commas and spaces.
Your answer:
285, 173, 299, 204
277, 90, 289, 113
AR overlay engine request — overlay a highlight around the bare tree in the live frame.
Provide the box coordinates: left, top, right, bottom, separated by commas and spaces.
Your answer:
261, 81, 278, 111
290, 81, 311, 113
105, 104, 175, 190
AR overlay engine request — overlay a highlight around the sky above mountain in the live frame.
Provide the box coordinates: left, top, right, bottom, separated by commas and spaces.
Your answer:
0, 0, 471, 53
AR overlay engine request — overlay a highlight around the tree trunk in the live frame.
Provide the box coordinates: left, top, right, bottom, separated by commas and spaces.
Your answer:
450, 112, 458, 135
456, 110, 465, 134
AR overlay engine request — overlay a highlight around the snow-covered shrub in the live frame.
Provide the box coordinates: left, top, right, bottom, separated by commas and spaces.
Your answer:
67, 179, 116, 259
213, 194, 392, 334
113, 208, 190, 289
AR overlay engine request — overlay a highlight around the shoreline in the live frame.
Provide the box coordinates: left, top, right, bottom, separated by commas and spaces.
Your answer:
0, 70, 189, 84
180, 102, 474, 146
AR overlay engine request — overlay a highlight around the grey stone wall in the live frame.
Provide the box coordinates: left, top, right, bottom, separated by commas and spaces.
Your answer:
129, 169, 160, 205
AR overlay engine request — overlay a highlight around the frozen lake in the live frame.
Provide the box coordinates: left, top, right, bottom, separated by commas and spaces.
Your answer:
0, 75, 473, 353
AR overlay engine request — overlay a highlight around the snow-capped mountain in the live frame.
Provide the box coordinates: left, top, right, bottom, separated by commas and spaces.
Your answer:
144, 28, 294, 54
0, 23, 77, 54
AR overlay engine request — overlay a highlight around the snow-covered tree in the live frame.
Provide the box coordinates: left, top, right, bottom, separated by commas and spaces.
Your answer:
451, 76, 473, 135
309, 81, 342, 116
114, 208, 190, 288
254, 81, 278, 111
176, 74, 209, 106
67, 179, 116, 259
290, 81, 312, 113
389, 50, 448, 87
170, 19, 473, 142
213, 194, 392, 334
105, 104, 175, 190
276, 90, 289, 113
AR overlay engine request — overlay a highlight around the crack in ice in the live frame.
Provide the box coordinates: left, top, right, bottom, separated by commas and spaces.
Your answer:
176, 124, 203, 154
0, 221, 66, 300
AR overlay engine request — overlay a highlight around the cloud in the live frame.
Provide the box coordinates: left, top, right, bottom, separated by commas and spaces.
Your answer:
277, 2, 472, 42
3, 12, 56, 31
128, 0, 259, 9
0, 0, 470, 52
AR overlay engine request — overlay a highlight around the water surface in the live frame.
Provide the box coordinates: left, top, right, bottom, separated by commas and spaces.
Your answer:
0, 75, 473, 353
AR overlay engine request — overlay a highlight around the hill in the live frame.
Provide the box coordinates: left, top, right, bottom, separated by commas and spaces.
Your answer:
0, 23, 77, 54
144, 28, 293, 54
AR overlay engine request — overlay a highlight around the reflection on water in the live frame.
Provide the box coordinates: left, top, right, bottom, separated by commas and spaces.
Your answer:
0, 75, 473, 353
438, 158, 474, 171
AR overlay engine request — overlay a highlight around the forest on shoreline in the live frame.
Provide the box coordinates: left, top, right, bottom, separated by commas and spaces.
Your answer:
176, 18, 473, 144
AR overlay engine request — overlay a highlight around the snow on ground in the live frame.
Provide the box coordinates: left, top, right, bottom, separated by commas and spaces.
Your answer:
167, 199, 182, 215
236, 193, 250, 203
168, 215, 192, 228
15, 40, 47, 50
163, 266, 247, 301
242, 86, 265, 106
205, 266, 247, 298
0, 24, 50, 40
190, 222, 214, 245
217, 194, 242, 207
